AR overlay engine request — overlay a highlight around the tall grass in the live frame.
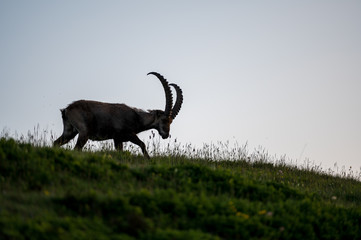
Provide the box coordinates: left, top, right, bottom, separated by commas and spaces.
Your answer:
1, 127, 361, 239
1, 126, 360, 181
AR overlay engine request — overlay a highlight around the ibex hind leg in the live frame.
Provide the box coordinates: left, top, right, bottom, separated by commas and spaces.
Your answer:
54, 122, 78, 147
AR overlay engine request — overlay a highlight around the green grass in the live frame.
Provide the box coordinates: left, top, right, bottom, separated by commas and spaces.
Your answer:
1, 137, 361, 239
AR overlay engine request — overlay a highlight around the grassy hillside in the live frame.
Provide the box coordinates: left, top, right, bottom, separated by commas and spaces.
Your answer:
1, 138, 361, 239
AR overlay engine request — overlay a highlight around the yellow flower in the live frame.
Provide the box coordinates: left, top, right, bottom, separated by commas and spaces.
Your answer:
258, 210, 267, 215
236, 212, 249, 219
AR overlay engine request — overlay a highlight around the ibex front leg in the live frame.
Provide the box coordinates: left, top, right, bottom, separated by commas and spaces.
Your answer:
113, 138, 124, 151
74, 132, 89, 150
129, 134, 150, 159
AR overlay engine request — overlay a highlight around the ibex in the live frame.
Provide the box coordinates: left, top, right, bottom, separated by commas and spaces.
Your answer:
54, 72, 183, 158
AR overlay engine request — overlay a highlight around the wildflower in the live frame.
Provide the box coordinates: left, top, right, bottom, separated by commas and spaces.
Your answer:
258, 210, 267, 215
236, 212, 249, 219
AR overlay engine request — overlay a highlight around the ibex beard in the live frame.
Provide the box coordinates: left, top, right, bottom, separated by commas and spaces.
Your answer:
54, 72, 183, 159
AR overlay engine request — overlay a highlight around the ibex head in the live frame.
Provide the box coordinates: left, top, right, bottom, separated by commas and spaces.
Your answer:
147, 72, 183, 139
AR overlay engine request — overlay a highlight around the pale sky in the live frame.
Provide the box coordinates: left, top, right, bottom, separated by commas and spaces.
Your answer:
1, 1, 360, 171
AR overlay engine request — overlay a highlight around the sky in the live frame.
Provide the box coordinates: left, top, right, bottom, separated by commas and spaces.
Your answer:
1, 1, 360, 171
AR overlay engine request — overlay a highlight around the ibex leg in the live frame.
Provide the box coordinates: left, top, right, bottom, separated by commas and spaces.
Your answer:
129, 135, 150, 159
74, 133, 89, 150
114, 138, 124, 151
54, 122, 78, 147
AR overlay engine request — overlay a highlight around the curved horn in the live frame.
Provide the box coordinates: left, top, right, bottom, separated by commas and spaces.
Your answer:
169, 83, 183, 120
147, 72, 173, 118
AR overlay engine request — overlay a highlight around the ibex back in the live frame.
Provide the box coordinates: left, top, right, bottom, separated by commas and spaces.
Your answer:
53, 72, 183, 158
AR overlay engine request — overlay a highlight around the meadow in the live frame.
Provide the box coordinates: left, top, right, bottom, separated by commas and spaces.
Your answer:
1, 129, 361, 239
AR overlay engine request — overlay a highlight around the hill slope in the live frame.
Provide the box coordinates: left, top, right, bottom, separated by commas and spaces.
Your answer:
0, 138, 361, 239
